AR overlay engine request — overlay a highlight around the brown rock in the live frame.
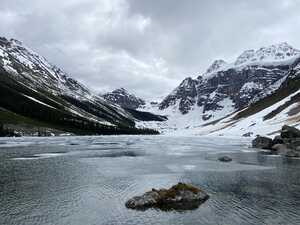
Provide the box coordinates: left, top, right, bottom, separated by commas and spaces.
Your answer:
125, 183, 209, 210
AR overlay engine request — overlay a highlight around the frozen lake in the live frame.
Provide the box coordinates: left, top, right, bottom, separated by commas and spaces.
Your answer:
0, 135, 300, 225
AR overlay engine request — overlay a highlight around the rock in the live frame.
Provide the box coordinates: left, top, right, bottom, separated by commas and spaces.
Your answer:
286, 150, 300, 158
272, 144, 288, 151
272, 135, 284, 145
242, 132, 253, 137
271, 144, 290, 155
252, 136, 273, 149
287, 139, 300, 150
125, 183, 209, 210
218, 156, 232, 162
281, 125, 300, 139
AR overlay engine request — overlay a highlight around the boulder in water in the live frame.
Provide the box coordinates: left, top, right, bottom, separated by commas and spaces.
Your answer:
125, 183, 209, 211
218, 156, 232, 162
271, 144, 289, 153
286, 150, 300, 158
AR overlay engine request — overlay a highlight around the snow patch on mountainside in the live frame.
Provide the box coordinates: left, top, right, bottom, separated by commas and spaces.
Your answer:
136, 97, 235, 134
22, 94, 57, 110
191, 90, 300, 137
235, 42, 300, 66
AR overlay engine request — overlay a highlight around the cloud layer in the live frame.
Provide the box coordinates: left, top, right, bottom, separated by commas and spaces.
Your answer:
1, 0, 300, 99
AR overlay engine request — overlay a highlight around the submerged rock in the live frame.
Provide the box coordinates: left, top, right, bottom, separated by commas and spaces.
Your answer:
252, 136, 273, 149
271, 144, 290, 154
125, 183, 209, 211
286, 150, 300, 158
218, 156, 232, 162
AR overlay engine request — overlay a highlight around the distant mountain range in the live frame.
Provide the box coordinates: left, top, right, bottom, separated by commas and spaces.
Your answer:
108, 42, 300, 137
2, 37, 300, 137
0, 37, 158, 135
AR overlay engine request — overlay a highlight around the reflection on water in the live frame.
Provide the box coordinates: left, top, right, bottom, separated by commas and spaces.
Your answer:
0, 136, 300, 225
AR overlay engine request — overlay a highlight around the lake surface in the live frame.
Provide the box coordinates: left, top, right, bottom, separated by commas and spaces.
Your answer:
0, 135, 300, 225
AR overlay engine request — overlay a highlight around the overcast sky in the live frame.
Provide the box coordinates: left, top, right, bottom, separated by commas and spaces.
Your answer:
1, 0, 300, 99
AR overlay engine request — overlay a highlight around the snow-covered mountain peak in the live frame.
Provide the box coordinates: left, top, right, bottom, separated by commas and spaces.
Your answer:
102, 88, 146, 109
206, 59, 227, 74
180, 77, 196, 87
234, 42, 300, 66
112, 88, 130, 95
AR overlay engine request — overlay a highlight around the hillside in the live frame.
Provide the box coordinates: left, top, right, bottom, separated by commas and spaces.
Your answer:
0, 37, 158, 136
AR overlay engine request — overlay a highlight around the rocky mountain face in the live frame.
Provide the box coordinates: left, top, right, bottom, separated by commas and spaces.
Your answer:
159, 77, 198, 114
0, 37, 157, 135
159, 43, 300, 122
197, 58, 300, 137
102, 88, 168, 122
102, 88, 146, 109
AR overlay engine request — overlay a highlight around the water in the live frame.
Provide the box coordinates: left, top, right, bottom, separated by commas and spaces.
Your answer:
0, 136, 300, 225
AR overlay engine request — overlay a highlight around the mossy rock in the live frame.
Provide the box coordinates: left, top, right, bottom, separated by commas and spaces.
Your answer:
125, 183, 209, 211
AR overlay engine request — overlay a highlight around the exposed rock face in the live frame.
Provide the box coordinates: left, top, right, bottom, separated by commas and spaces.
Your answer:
205, 59, 227, 74
242, 132, 254, 137
102, 88, 146, 110
159, 77, 198, 114
158, 43, 299, 122
252, 136, 273, 149
125, 183, 209, 211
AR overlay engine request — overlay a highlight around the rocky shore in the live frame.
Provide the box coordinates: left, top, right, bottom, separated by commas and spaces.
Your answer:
252, 125, 300, 157
125, 183, 209, 211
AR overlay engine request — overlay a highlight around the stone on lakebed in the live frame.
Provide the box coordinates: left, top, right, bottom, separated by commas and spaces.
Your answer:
218, 156, 232, 162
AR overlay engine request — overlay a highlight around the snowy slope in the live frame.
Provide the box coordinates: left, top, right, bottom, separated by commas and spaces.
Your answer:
0, 37, 136, 131
161, 57, 300, 137
195, 90, 300, 138
149, 42, 300, 134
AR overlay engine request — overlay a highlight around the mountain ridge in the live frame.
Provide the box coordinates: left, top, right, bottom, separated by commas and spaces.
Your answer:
0, 37, 158, 135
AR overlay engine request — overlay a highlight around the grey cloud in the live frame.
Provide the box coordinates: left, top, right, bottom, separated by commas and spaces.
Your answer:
1, 0, 300, 99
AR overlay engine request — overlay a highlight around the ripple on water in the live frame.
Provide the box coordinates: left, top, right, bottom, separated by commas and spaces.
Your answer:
12, 152, 67, 160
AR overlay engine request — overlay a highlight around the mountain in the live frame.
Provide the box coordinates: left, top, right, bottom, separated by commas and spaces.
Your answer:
102, 88, 167, 123
153, 42, 300, 133
102, 88, 146, 109
0, 37, 157, 135
197, 57, 300, 137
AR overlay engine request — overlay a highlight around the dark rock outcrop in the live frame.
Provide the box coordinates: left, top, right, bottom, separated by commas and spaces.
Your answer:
102, 88, 146, 110
252, 136, 273, 149
281, 125, 300, 139
159, 77, 198, 115
125, 183, 209, 211
243, 132, 254, 137
253, 125, 300, 158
